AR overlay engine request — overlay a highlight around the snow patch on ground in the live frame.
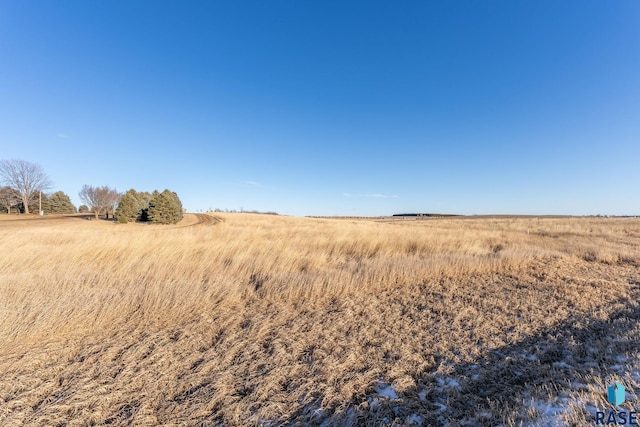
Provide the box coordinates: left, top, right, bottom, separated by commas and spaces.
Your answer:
435, 376, 462, 391
338, 337, 639, 427
552, 361, 572, 369
406, 413, 423, 425
521, 396, 576, 427
433, 402, 447, 414
374, 383, 399, 399
367, 396, 378, 409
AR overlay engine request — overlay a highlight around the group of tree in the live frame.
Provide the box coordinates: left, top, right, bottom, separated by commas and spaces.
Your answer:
115, 189, 183, 224
78, 186, 184, 224
1, 159, 183, 224
0, 185, 77, 214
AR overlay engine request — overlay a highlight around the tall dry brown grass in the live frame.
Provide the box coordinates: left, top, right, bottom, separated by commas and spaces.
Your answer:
0, 214, 639, 426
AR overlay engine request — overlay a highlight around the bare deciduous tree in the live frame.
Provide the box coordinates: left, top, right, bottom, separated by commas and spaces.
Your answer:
79, 185, 121, 219
0, 160, 52, 214
0, 186, 20, 214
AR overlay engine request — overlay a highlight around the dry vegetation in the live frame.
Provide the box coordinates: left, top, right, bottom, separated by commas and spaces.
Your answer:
0, 213, 639, 426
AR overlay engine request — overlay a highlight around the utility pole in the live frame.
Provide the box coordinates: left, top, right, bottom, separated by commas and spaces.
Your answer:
39, 190, 42, 215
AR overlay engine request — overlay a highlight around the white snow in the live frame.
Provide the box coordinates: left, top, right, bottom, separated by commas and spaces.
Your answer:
434, 402, 447, 414
436, 376, 462, 391
345, 407, 356, 425
552, 361, 572, 369
345, 347, 639, 426
521, 397, 575, 427
367, 397, 378, 409
437, 415, 450, 426
375, 383, 399, 399
406, 413, 423, 425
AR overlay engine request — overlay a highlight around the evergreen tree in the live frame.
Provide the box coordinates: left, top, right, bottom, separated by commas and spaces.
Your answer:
148, 190, 171, 224
114, 189, 183, 224
148, 189, 183, 224
78, 205, 89, 213
169, 190, 184, 222
115, 189, 148, 223
25, 192, 49, 214
47, 191, 76, 214
136, 191, 153, 221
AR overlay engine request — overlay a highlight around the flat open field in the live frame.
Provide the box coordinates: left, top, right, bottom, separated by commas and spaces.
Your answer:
0, 213, 639, 426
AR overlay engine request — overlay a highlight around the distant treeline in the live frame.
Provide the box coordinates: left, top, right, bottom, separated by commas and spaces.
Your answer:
0, 187, 77, 215
393, 213, 460, 217
0, 159, 184, 225
211, 208, 279, 215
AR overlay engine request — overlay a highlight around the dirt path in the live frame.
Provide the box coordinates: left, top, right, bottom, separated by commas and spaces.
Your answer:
171, 213, 223, 228
0, 213, 222, 229
193, 213, 222, 225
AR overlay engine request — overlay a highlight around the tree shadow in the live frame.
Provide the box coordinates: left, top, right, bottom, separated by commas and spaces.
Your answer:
286, 291, 640, 426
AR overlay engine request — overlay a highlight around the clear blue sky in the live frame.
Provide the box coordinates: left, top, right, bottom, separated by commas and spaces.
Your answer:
1, 1, 638, 216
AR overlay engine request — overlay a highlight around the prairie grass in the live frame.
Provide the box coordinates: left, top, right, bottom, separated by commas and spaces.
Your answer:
0, 214, 639, 425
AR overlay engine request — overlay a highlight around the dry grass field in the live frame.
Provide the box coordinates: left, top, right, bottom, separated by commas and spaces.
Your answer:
0, 213, 639, 426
